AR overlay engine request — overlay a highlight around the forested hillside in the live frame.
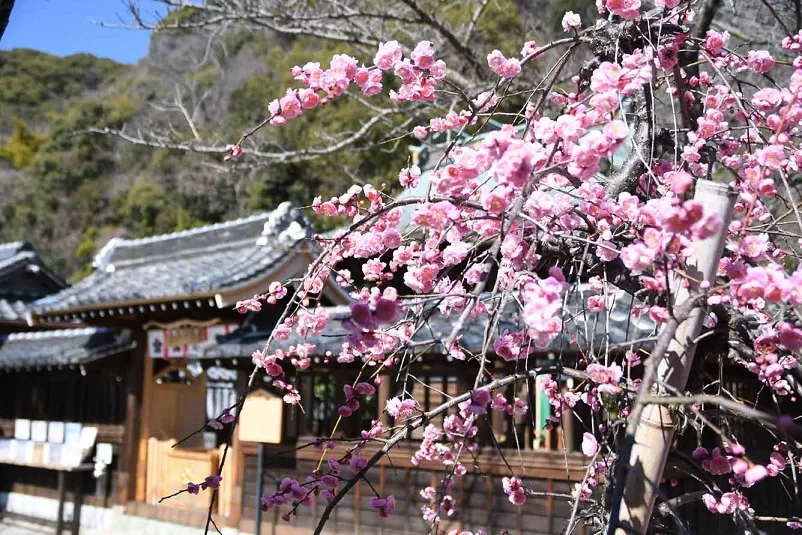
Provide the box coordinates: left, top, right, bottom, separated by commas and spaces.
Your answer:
0, 35, 401, 277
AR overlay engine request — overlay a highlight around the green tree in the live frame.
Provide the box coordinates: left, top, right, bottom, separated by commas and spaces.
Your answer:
119, 180, 167, 237
0, 117, 44, 168
71, 225, 101, 282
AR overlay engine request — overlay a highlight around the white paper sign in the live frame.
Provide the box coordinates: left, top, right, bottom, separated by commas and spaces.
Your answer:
79, 427, 98, 451
9, 439, 21, 460
64, 423, 81, 444
43, 443, 64, 465
31, 421, 47, 443
95, 443, 113, 465
23, 441, 35, 463
48, 422, 65, 444
14, 419, 30, 440
62, 444, 83, 467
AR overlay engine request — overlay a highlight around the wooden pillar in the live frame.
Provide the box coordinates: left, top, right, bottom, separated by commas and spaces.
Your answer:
490, 362, 505, 444
485, 477, 494, 534
354, 479, 361, 535
228, 368, 249, 526
135, 330, 154, 502
118, 339, 145, 505
403, 468, 411, 535
561, 389, 576, 453
379, 466, 386, 535
377, 375, 391, 429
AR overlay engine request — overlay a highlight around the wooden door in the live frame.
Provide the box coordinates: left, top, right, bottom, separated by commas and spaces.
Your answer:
150, 375, 207, 447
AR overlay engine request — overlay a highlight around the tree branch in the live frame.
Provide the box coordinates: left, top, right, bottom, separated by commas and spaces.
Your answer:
604, 88, 653, 198
312, 365, 589, 535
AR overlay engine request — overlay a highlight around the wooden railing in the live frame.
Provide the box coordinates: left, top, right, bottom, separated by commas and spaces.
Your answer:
236, 439, 587, 535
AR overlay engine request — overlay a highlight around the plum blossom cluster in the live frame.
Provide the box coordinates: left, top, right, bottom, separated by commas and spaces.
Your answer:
250, 344, 310, 404
502, 476, 526, 505
186, 475, 222, 495
207, 0, 802, 530
259, 434, 391, 522
487, 49, 521, 79
413, 405, 483, 521
337, 380, 376, 418
256, 40, 448, 130
235, 282, 288, 313
490, 392, 528, 415
206, 409, 235, 431
585, 362, 624, 395
572, 459, 614, 501
692, 440, 795, 515
701, 491, 752, 516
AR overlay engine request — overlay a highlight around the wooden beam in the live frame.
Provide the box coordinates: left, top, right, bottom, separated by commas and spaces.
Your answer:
377, 375, 391, 429
240, 439, 587, 480
491, 361, 506, 445
226, 370, 249, 526
134, 334, 154, 502
561, 386, 576, 453
118, 343, 144, 504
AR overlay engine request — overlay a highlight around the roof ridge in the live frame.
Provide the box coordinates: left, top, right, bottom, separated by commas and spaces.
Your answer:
0, 250, 36, 269
0, 241, 26, 250
116, 211, 272, 247
107, 235, 265, 270
1, 327, 111, 341
0, 241, 30, 259
93, 211, 273, 269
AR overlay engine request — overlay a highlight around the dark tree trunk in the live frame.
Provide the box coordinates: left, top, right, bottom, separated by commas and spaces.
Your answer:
0, 0, 14, 41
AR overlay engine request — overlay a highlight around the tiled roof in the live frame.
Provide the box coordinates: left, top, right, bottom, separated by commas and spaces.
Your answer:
0, 298, 29, 323
0, 327, 135, 370
195, 286, 657, 360
33, 203, 312, 315
0, 242, 67, 322
0, 241, 28, 263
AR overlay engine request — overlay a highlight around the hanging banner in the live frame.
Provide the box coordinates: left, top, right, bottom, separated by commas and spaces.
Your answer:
145, 319, 238, 359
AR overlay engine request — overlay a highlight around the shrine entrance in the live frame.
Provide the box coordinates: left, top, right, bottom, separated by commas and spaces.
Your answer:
140, 319, 239, 518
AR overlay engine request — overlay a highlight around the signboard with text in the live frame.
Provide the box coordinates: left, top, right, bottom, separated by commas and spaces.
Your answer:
146, 320, 238, 359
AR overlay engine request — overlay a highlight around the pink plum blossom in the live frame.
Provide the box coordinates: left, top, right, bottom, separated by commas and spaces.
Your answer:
582, 433, 599, 457
561, 11, 581, 31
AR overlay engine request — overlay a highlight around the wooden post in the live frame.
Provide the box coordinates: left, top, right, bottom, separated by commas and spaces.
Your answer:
71, 471, 83, 535
561, 385, 576, 453
354, 479, 361, 535
614, 181, 736, 534
135, 333, 154, 503
546, 479, 554, 535
56, 470, 66, 535
379, 465, 386, 535
118, 340, 145, 504
485, 477, 494, 534
227, 369, 248, 526
254, 443, 265, 535
378, 375, 391, 429
491, 362, 506, 445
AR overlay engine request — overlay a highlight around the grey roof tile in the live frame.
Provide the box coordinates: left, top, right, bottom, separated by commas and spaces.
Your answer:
0, 241, 28, 263
33, 203, 312, 314
0, 242, 67, 322
196, 286, 657, 360
0, 298, 29, 322
0, 327, 135, 370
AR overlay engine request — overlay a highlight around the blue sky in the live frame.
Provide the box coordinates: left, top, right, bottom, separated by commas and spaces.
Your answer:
1, 0, 167, 64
